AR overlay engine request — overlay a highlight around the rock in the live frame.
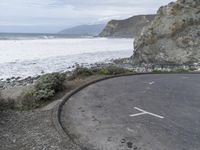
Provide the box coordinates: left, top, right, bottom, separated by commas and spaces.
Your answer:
12, 139, 16, 143
99, 15, 156, 38
0, 83, 4, 89
15, 77, 21, 80
132, 0, 200, 65
11, 77, 15, 80
6, 78, 11, 82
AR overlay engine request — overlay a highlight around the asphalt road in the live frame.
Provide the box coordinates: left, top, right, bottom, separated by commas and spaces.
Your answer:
60, 74, 200, 150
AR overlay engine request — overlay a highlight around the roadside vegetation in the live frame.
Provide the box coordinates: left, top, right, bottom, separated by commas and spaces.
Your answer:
152, 68, 191, 73
1, 64, 196, 111
9, 65, 132, 110
71, 65, 133, 79
0, 92, 14, 111
20, 72, 66, 110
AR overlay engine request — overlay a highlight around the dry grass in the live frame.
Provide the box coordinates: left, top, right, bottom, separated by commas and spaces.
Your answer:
0, 92, 14, 111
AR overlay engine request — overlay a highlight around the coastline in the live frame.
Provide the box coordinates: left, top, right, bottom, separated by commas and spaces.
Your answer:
1, 58, 200, 90
1, 56, 200, 112
0, 38, 133, 80
0, 62, 114, 90
0, 61, 122, 110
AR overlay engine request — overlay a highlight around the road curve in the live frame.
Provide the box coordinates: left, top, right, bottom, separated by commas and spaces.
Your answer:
58, 74, 200, 150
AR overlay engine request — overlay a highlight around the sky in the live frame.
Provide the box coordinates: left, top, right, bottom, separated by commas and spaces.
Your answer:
0, 0, 174, 33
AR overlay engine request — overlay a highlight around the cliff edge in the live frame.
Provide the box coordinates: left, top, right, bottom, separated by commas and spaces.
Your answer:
99, 15, 155, 38
133, 0, 200, 65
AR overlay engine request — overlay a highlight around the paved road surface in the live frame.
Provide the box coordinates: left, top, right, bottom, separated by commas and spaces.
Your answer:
60, 74, 200, 150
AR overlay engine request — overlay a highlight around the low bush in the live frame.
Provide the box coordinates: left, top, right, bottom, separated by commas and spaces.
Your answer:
152, 68, 190, 73
20, 66, 132, 110
0, 92, 14, 110
174, 68, 189, 73
72, 67, 94, 79
152, 70, 170, 73
0, 92, 4, 110
35, 72, 66, 95
71, 65, 133, 79
188, 67, 197, 71
21, 72, 66, 110
98, 65, 132, 75
20, 91, 37, 110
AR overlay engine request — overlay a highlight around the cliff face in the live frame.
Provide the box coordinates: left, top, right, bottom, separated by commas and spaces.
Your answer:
99, 15, 155, 38
133, 0, 200, 65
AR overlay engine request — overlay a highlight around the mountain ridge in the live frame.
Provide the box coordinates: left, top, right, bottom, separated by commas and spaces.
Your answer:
58, 24, 105, 36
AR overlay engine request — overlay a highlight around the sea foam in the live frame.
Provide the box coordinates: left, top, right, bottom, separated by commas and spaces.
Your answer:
0, 38, 133, 79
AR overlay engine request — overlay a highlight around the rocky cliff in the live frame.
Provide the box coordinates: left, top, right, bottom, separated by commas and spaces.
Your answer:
133, 0, 200, 65
99, 15, 155, 38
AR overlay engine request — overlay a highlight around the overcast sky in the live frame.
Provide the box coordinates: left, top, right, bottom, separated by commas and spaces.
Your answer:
0, 0, 174, 33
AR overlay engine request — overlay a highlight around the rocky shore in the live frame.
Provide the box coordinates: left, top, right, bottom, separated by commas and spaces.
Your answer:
0, 62, 111, 90
0, 76, 39, 90
2, 59, 200, 91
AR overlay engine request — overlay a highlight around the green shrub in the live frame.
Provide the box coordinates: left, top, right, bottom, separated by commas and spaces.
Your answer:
98, 65, 132, 75
21, 72, 66, 109
174, 68, 189, 73
20, 91, 37, 110
0, 92, 4, 110
72, 67, 94, 78
152, 70, 170, 73
33, 88, 55, 102
0, 92, 14, 110
71, 65, 133, 78
152, 68, 189, 73
35, 73, 66, 92
19, 66, 132, 110
98, 68, 109, 75
34, 72, 66, 101
188, 67, 196, 71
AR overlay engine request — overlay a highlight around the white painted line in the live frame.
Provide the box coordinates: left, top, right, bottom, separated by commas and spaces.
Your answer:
130, 112, 146, 117
127, 127, 134, 133
130, 107, 164, 119
149, 81, 155, 85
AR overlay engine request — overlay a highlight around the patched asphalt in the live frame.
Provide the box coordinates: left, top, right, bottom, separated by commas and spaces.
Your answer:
60, 74, 200, 150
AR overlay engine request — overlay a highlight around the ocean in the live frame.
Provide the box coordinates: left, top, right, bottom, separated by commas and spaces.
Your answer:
0, 33, 133, 79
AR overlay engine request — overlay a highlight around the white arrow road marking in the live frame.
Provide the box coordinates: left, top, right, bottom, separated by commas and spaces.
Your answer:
130, 107, 164, 119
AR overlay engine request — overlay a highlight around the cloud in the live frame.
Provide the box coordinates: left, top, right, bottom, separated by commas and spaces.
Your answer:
0, 0, 175, 33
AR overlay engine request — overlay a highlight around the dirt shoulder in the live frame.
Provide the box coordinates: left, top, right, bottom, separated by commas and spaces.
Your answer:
0, 75, 105, 150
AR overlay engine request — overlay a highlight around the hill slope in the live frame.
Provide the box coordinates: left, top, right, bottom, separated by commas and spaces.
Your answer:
133, 0, 200, 65
58, 24, 105, 36
99, 15, 155, 38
